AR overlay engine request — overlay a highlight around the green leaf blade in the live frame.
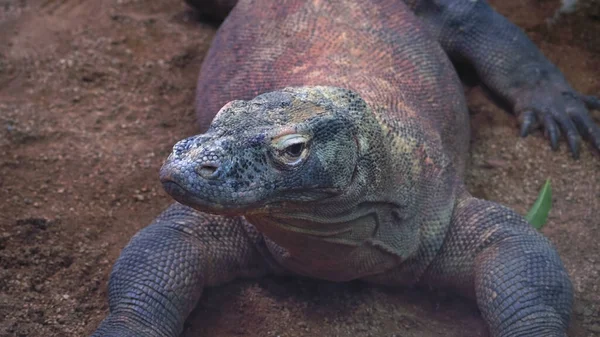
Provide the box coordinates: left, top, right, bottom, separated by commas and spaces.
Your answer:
525, 179, 552, 230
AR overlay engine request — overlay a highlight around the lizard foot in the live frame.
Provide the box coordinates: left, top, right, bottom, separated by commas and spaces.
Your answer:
514, 73, 600, 158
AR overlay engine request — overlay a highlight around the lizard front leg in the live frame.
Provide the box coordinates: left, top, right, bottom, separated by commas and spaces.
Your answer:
422, 191, 573, 337
90, 202, 275, 337
412, 0, 600, 157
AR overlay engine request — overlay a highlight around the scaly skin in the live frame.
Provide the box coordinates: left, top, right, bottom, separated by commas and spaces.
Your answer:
188, 0, 600, 157
90, 1, 587, 336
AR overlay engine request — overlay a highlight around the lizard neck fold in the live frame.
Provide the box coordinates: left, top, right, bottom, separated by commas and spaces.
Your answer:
246, 200, 421, 281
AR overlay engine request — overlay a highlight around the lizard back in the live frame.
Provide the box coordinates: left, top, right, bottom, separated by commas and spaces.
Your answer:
195, 0, 470, 174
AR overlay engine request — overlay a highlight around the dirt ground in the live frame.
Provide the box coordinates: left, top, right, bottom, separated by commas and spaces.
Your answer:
0, 0, 599, 336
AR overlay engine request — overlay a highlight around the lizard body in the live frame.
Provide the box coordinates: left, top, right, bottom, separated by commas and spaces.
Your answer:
91, 1, 600, 336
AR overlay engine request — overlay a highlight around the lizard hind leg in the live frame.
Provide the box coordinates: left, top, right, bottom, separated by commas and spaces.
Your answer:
422, 192, 573, 337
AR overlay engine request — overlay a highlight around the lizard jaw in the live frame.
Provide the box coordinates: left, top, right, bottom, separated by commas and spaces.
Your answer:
159, 169, 251, 216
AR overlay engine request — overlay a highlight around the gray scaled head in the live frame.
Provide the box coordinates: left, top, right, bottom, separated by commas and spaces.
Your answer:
159, 86, 373, 216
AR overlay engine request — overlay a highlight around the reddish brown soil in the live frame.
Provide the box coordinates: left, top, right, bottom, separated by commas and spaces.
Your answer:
0, 1, 598, 336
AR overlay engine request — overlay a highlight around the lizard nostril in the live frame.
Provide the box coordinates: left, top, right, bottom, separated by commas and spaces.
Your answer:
196, 163, 220, 179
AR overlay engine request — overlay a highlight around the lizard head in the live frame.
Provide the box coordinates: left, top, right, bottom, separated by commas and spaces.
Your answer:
159, 86, 382, 217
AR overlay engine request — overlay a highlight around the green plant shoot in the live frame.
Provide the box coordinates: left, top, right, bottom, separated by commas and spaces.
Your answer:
525, 179, 552, 230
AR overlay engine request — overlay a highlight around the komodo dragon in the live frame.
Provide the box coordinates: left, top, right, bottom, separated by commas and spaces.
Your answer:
91, 1, 600, 336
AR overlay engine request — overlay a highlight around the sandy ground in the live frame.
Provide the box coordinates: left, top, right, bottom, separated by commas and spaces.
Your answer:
0, 0, 599, 336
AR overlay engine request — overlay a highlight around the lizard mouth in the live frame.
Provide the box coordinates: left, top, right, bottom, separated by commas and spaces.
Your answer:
160, 179, 252, 216
161, 179, 340, 217
161, 181, 198, 205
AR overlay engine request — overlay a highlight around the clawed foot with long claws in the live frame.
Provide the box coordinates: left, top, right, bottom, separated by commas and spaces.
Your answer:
512, 69, 600, 158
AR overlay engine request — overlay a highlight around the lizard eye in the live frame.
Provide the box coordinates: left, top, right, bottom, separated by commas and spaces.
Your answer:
285, 142, 305, 157
271, 134, 310, 166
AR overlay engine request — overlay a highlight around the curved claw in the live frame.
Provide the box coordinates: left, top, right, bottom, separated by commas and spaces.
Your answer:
572, 111, 600, 152
566, 133, 581, 159
542, 114, 560, 151
553, 112, 581, 158
520, 111, 537, 138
